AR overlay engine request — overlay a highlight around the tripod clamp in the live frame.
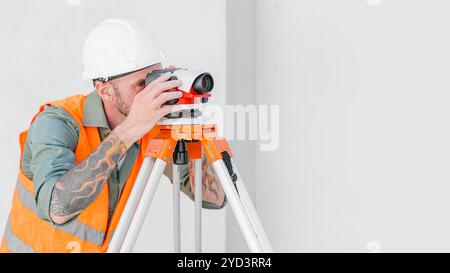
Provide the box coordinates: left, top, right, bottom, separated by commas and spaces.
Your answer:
221, 151, 238, 182
173, 140, 189, 165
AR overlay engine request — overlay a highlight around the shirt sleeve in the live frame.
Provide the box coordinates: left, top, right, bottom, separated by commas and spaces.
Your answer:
26, 106, 80, 221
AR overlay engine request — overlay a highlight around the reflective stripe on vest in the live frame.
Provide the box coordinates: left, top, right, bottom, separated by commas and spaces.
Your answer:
12, 181, 106, 246
3, 217, 34, 253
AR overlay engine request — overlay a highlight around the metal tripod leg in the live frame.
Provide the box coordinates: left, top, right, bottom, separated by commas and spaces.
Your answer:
174, 158, 203, 253
194, 158, 202, 252
230, 158, 273, 252
212, 159, 273, 253
108, 158, 167, 253
173, 164, 181, 253
108, 157, 155, 253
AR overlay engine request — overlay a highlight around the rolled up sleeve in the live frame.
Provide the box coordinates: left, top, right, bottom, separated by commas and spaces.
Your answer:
25, 106, 79, 221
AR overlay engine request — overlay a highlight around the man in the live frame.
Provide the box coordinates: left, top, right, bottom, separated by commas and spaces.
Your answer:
1, 19, 226, 253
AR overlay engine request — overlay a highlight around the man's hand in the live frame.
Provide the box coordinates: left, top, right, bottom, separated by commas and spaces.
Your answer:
114, 73, 182, 146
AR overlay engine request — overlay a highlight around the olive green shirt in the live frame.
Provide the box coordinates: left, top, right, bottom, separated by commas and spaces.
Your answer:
22, 92, 224, 223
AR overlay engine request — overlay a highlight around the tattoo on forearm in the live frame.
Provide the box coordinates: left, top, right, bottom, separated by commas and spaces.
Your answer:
187, 159, 225, 207
49, 132, 127, 224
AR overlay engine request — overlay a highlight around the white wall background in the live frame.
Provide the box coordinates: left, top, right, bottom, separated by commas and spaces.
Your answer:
3, 0, 450, 253
252, 0, 450, 252
0, 0, 227, 253
225, 0, 258, 253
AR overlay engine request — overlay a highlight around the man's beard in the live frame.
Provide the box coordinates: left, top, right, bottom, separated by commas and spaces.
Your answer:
113, 89, 130, 117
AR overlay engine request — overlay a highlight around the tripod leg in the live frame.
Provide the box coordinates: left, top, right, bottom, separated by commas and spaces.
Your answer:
173, 164, 181, 253
108, 157, 155, 253
231, 158, 273, 252
194, 158, 202, 253
119, 158, 167, 253
212, 159, 266, 253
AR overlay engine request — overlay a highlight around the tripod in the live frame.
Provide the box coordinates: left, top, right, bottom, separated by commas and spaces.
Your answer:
107, 122, 272, 253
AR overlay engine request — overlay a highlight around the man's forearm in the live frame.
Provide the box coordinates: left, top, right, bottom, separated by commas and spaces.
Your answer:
189, 159, 226, 208
49, 125, 134, 224
166, 160, 226, 208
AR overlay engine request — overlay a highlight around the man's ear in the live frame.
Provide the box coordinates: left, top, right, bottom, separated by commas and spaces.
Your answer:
95, 81, 114, 102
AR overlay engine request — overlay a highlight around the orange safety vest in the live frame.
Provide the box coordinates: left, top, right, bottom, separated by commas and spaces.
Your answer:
0, 94, 153, 253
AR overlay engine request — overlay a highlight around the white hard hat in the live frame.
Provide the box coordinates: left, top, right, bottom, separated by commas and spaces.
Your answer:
82, 18, 164, 80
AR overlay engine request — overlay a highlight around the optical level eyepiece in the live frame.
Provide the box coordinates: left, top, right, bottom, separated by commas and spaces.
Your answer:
192, 73, 214, 94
